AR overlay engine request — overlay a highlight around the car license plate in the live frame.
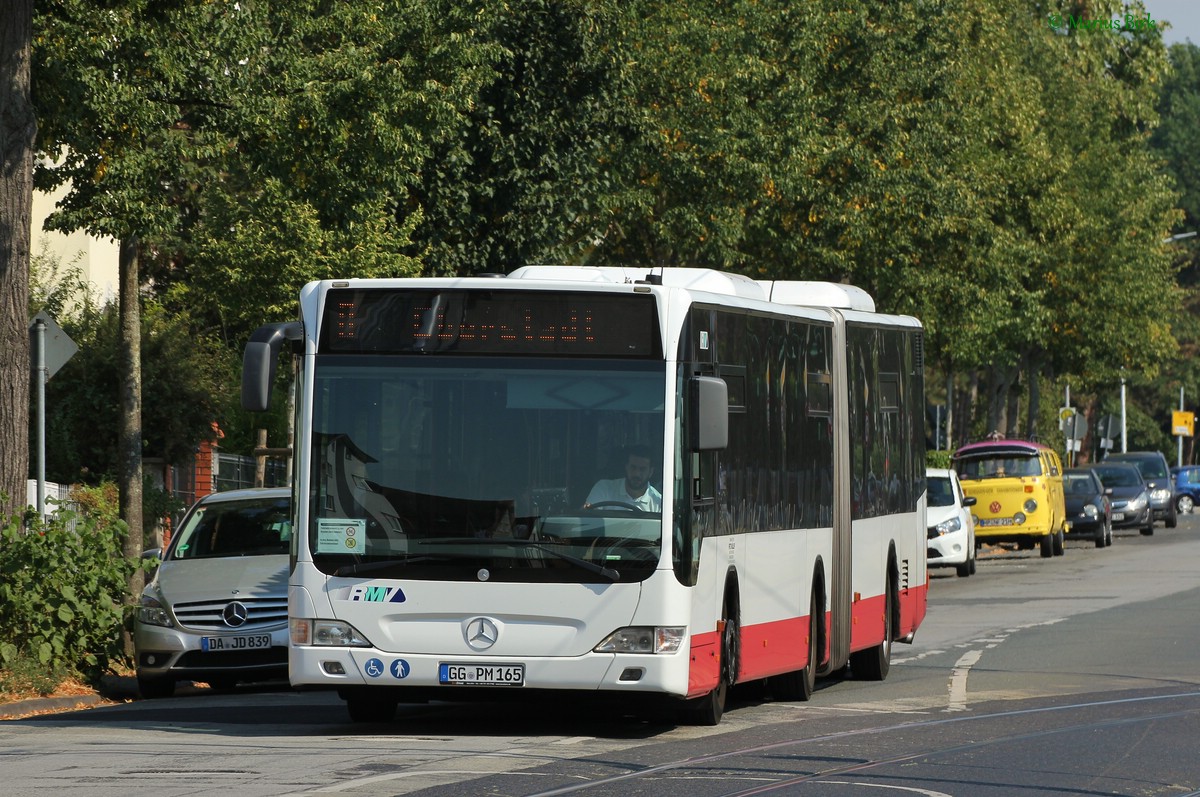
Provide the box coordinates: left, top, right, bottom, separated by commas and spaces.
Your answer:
201, 634, 271, 652
1112, 512, 1124, 521
439, 663, 525, 686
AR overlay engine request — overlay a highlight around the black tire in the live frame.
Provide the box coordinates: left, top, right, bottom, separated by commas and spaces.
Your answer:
137, 675, 176, 700
850, 579, 893, 681
1039, 534, 1053, 558
1106, 519, 1113, 546
955, 552, 973, 578
681, 598, 737, 725
1094, 525, 1106, 548
1167, 506, 1178, 529
346, 696, 397, 723
769, 591, 819, 702
1140, 526, 1154, 536
1052, 528, 1065, 556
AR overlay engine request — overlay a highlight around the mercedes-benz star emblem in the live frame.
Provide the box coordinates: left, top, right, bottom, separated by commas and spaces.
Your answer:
222, 601, 249, 628
466, 617, 499, 651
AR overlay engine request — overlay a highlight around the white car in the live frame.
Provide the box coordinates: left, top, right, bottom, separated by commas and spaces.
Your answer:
926, 467, 977, 577
134, 487, 291, 698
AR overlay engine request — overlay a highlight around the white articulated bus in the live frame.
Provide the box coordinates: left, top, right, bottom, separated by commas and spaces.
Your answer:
241, 266, 927, 725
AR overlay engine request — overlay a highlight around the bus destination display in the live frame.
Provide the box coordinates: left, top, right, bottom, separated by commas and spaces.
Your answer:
320, 289, 662, 357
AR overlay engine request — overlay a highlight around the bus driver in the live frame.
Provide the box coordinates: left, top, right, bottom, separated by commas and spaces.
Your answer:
584, 446, 663, 512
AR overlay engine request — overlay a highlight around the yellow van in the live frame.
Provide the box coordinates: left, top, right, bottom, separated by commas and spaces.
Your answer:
951, 439, 1067, 558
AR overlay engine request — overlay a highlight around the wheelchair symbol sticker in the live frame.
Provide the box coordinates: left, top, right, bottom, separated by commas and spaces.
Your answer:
390, 659, 410, 679
364, 658, 385, 678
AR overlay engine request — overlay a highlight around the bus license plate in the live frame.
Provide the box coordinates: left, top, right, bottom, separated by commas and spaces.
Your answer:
201, 634, 271, 652
439, 663, 525, 686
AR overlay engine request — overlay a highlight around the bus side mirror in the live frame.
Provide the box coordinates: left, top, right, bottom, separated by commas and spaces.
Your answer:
689, 376, 728, 451
242, 321, 303, 412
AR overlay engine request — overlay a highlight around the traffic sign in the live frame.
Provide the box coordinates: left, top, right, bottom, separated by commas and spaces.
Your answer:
1172, 410, 1194, 437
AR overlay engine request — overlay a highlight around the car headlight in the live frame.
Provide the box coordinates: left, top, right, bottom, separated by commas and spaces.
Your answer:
291, 619, 373, 647
1083, 504, 1099, 518
1127, 493, 1148, 511
1151, 488, 1170, 502
137, 592, 174, 628
594, 626, 685, 654
934, 517, 962, 536
1024, 499, 1038, 513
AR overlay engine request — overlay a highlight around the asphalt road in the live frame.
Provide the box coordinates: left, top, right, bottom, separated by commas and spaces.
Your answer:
2, 516, 1198, 796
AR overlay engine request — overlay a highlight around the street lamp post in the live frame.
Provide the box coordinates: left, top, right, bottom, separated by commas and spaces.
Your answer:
1120, 372, 1127, 453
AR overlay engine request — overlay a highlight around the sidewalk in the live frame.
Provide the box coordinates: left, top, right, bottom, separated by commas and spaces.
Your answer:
0, 674, 139, 720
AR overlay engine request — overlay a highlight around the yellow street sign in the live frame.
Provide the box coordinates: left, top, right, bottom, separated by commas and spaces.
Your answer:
1172, 410, 1194, 437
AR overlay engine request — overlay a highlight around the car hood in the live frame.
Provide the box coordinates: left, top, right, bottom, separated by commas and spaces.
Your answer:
1065, 495, 1100, 511
925, 505, 960, 527
1105, 486, 1145, 501
153, 555, 288, 603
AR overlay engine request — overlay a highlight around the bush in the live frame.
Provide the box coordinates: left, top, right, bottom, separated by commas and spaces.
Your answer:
926, 449, 953, 469
0, 483, 140, 682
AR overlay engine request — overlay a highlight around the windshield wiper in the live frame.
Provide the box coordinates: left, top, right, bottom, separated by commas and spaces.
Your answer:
416, 537, 621, 582
334, 552, 471, 577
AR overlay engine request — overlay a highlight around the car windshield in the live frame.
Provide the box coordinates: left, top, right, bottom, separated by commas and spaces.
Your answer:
956, 454, 1042, 479
170, 496, 292, 559
927, 476, 955, 507
1094, 467, 1141, 488
1064, 474, 1098, 495
1115, 457, 1168, 480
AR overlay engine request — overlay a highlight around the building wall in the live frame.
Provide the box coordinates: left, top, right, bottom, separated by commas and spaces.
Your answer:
31, 182, 119, 306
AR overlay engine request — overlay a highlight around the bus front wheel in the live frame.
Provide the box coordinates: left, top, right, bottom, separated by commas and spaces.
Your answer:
681, 602, 737, 726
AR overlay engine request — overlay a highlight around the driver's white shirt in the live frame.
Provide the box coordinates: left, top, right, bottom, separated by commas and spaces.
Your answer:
586, 479, 662, 512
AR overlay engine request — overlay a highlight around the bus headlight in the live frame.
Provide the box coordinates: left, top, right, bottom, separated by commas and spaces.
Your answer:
291, 619, 372, 647
1012, 512, 1026, 525
595, 626, 685, 654
1023, 499, 1038, 513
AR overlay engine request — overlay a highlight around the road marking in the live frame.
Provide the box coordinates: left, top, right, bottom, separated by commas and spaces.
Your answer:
947, 649, 983, 712
824, 783, 954, 796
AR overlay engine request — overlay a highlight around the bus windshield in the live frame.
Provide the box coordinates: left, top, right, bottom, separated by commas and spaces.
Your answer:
307, 356, 666, 583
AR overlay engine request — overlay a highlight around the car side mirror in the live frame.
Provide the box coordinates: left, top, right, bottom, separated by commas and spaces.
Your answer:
962, 496, 977, 507
1104, 487, 1113, 495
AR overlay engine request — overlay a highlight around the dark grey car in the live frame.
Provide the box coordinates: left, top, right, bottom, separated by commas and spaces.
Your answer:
1104, 451, 1177, 528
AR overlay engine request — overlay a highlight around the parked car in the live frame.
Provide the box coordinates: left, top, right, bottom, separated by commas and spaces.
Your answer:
1090, 463, 1154, 536
1063, 468, 1112, 548
134, 487, 291, 699
1171, 465, 1200, 514
926, 467, 978, 577
1103, 451, 1177, 528
952, 439, 1068, 558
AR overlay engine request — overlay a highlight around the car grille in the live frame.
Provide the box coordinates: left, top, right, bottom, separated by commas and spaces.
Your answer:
174, 646, 288, 670
172, 596, 288, 632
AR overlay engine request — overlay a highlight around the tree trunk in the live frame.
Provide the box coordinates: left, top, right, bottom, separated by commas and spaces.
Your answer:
0, 0, 34, 518
118, 236, 144, 653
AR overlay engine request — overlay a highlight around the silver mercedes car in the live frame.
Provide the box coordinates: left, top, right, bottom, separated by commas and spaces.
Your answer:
134, 487, 291, 698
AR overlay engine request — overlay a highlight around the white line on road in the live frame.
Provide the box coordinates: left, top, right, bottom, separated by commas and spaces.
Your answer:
947, 649, 983, 712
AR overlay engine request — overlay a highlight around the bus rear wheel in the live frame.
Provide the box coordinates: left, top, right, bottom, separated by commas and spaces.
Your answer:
850, 580, 893, 681
1039, 534, 1053, 558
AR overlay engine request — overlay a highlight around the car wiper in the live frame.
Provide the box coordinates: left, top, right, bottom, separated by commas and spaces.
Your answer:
416, 537, 620, 582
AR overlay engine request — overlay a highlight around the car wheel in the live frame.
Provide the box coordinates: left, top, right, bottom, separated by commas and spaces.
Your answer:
1178, 494, 1194, 515
956, 555, 972, 577
1094, 525, 1106, 548
137, 675, 176, 700
1167, 505, 1178, 529
1105, 518, 1113, 547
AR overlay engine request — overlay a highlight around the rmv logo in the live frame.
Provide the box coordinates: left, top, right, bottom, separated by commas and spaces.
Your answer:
350, 585, 407, 603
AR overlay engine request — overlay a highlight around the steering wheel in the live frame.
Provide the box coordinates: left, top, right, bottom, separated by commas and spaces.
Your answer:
586, 500, 645, 512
